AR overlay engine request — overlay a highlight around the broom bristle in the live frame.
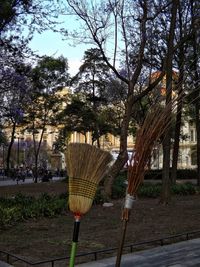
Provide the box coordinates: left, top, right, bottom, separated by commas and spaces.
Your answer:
127, 96, 179, 195
65, 143, 113, 215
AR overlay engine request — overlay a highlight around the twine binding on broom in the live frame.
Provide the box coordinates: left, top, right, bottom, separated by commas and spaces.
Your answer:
69, 178, 97, 199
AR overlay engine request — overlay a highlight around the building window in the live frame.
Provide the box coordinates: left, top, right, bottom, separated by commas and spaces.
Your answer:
190, 130, 194, 142
191, 152, 197, 165
186, 156, 189, 166
76, 133, 80, 143
43, 140, 47, 147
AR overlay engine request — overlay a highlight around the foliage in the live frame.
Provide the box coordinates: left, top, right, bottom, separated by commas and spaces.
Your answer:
0, 0, 64, 54
111, 173, 127, 199
0, 193, 68, 228
65, 0, 200, 202
94, 178, 199, 201
96, 169, 199, 200
138, 183, 162, 198
0, 58, 33, 171
68, 48, 121, 145
31, 56, 69, 92
59, 96, 96, 140
172, 182, 197, 195
23, 56, 69, 180
53, 127, 71, 153
138, 182, 198, 197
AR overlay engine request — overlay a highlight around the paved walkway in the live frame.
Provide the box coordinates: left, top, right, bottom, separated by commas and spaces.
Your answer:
0, 176, 63, 187
0, 261, 13, 267
77, 238, 200, 267
1, 238, 200, 266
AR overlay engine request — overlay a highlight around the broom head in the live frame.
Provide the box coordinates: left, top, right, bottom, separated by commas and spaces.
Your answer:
65, 143, 113, 215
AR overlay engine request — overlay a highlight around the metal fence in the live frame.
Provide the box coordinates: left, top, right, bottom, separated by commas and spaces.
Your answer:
1, 230, 200, 267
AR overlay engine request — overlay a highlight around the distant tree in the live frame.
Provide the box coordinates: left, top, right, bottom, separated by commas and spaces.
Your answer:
59, 96, 96, 143
59, 94, 120, 147
0, 62, 32, 173
171, 0, 191, 184
65, 0, 182, 198
71, 48, 120, 147
25, 56, 69, 183
160, 0, 179, 204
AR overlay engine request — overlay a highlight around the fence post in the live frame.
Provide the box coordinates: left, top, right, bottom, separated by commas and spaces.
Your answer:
94, 252, 97, 261
7, 254, 9, 263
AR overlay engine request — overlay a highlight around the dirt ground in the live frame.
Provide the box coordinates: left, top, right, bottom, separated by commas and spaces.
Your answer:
0, 181, 200, 266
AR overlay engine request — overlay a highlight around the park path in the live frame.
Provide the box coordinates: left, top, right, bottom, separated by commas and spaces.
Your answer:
0, 176, 63, 187
77, 238, 200, 267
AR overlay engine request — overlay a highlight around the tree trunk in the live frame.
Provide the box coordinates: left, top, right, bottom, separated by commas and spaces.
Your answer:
34, 154, 39, 183
171, 91, 183, 184
160, 0, 179, 204
103, 99, 131, 199
171, 19, 185, 184
161, 132, 172, 203
195, 102, 200, 186
190, 0, 200, 186
6, 122, 16, 175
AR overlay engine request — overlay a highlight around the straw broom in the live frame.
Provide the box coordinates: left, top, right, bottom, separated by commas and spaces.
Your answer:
115, 98, 179, 266
65, 143, 113, 267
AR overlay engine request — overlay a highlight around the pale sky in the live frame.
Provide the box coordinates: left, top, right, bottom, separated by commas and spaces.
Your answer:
28, 12, 120, 76
29, 27, 91, 76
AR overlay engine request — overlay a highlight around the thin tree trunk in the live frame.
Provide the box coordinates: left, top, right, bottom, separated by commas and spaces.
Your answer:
190, 0, 200, 186
171, 44, 185, 184
160, 0, 179, 204
6, 122, 16, 175
161, 131, 172, 203
195, 103, 200, 186
171, 90, 183, 185
103, 98, 131, 199
32, 119, 46, 183
171, 2, 186, 184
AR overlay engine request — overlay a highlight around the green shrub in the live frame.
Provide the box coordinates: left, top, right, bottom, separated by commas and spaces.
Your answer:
0, 206, 22, 227
94, 187, 105, 204
105, 174, 198, 199
14, 194, 35, 206
138, 183, 162, 198
172, 182, 197, 195
111, 174, 127, 199
0, 193, 68, 228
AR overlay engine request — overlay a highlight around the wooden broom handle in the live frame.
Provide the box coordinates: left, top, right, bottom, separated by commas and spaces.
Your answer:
115, 219, 128, 267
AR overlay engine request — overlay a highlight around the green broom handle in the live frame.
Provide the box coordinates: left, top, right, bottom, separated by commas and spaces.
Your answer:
69, 219, 80, 267
69, 241, 77, 267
